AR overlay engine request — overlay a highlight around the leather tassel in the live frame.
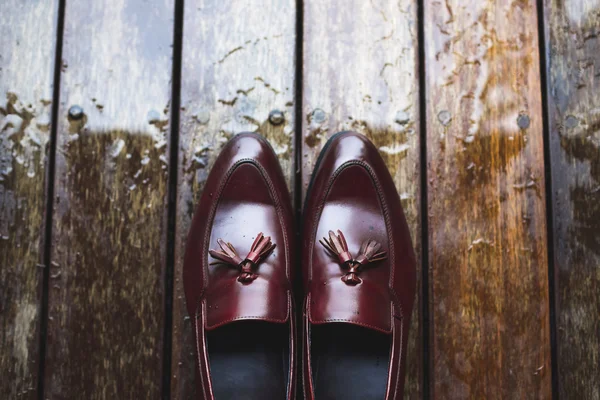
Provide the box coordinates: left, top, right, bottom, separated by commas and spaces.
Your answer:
238, 232, 275, 283
238, 261, 258, 283
246, 232, 276, 264
209, 239, 244, 266
319, 230, 353, 264
209, 232, 276, 283
355, 238, 387, 265
319, 229, 387, 285
341, 264, 362, 285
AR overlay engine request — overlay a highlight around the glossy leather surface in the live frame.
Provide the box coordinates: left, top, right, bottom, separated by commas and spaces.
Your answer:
183, 132, 295, 399
302, 132, 416, 399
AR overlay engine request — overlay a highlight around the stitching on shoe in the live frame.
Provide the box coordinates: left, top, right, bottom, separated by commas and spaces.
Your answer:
194, 308, 204, 398
310, 318, 392, 334
394, 317, 404, 398
303, 294, 315, 398
195, 302, 215, 398
286, 294, 295, 399
205, 293, 291, 330
307, 292, 393, 334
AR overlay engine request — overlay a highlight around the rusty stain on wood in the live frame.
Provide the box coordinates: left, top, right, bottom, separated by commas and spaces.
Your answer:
544, 0, 600, 398
171, 1, 297, 398
302, 1, 422, 397
424, 0, 551, 398
43, 0, 173, 397
0, 1, 58, 398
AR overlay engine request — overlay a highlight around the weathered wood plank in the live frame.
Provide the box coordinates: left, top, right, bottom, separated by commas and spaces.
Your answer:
424, 0, 551, 397
44, 1, 174, 397
0, 1, 59, 398
171, 1, 297, 398
544, 1, 600, 397
302, 1, 422, 397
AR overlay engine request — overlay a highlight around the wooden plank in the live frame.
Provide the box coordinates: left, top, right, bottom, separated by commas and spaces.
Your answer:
424, 0, 551, 397
544, 1, 600, 397
171, 1, 297, 398
0, 1, 59, 398
44, 1, 174, 397
302, 1, 422, 397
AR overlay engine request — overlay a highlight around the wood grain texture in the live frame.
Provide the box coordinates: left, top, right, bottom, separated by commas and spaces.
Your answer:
302, 1, 422, 397
424, 0, 551, 398
171, 1, 297, 398
544, 1, 600, 398
0, 1, 58, 398
44, 1, 173, 397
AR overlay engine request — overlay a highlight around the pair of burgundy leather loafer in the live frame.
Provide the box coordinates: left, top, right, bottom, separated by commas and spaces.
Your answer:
183, 132, 416, 399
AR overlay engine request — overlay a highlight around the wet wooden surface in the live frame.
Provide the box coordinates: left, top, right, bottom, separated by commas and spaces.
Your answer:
302, 1, 422, 397
4, 0, 600, 398
0, 1, 59, 398
424, 0, 551, 398
543, 0, 600, 398
171, 1, 297, 398
43, 0, 174, 397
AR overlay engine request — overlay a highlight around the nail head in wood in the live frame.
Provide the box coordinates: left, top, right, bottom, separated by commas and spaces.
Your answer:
68, 105, 84, 120
437, 110, 451, 126
564, 115, 578, 129
268, 109, 285, 125
311, 108, 326, 124
517, 114, 530, 129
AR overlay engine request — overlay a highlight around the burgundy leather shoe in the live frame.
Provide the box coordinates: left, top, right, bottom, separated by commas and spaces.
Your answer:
183, 132, 296, 399
301, 132, 417, 400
